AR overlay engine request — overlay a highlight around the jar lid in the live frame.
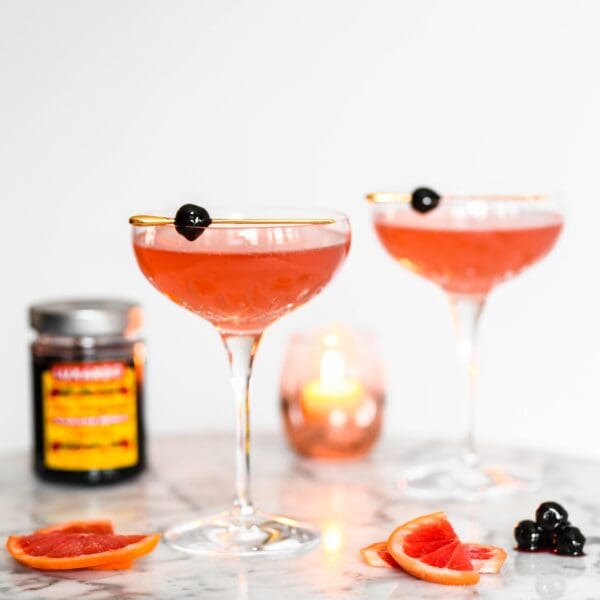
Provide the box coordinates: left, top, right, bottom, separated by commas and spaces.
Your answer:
29, 299, 142, 337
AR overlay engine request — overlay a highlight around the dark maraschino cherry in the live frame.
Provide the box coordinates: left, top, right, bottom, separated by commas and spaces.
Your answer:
514, 501, 586, 557
536, 501, 569, 533
553, 526, 585, 556
174, 204, 212, 241
411, 187, 441, 213
514, 520, 547, 551
551, 522, 571, 547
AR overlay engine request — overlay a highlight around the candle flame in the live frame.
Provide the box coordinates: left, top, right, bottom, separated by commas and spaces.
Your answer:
323, 333, 339, 348
320, 348, 346, 386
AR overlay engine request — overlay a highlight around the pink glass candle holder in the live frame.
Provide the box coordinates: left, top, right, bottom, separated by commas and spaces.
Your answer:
280, 325, 385, 459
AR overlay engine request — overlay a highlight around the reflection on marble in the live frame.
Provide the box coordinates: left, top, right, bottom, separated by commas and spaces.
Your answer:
0, 434, 599, 599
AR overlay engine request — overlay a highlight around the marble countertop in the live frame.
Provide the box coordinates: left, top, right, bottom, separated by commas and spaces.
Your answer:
1, 433, 599, 599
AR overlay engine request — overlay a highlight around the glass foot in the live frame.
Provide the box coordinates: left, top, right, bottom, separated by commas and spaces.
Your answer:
397, 456, 540, 501
163, 508, 321, 557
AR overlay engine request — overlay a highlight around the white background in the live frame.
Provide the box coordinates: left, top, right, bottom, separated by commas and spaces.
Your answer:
1, 0, 599, 459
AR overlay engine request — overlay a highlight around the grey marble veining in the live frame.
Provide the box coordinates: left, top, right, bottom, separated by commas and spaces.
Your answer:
1, 433, 599, 599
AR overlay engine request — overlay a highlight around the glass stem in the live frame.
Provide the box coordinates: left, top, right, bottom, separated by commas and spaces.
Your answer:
222, 333, 261, 516
448, 294, 486, 468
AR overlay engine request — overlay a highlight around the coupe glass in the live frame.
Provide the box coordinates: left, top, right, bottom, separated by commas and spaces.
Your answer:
367, 192, 563, 499
132, 207, 351, 555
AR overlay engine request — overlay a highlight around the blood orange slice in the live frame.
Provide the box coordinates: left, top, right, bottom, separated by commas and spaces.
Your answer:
464, 543, 507, 574
360, 541, 398, 568
35, 520, 114, 535
6, 531, 159, 571
55, 521, 131, 571
387, 512, 480, 586
362, 539, 507, 576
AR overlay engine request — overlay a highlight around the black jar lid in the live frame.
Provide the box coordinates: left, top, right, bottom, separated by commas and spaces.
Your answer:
29, 299, 142, 337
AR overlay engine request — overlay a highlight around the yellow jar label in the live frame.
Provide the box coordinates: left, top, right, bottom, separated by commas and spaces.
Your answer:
43, 361, 138, 471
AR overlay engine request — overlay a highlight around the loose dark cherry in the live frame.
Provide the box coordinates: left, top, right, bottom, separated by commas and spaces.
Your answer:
174, 204, 212, 241
536, 501, 569, 533
514, 502, 586, 557
551, 522, 571, 550
515, 520, 547, 551
411, 187, 441, 213
553, 526, 585, 556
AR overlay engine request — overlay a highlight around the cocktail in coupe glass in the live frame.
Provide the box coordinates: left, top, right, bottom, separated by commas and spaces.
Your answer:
367, 190, 563, 499
132, 206, 351, 556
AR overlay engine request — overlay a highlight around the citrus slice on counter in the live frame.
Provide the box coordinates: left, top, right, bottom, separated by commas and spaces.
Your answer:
38, 518, 133, 571
35, 519, 114, 535
362, 539, 506, 576
360, 541, 398, 568
387, 512, 480, 586
464, 543, 507, 574
6, 531, 159, 571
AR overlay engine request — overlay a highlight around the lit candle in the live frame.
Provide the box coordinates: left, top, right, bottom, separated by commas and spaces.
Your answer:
300, 334, 364, 423
281, 325, 384, 459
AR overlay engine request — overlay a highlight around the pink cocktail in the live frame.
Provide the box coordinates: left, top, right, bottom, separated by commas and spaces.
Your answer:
368, 191, 563, 499
135, 226, 350, 334
374, 210, 562, 296
132, 206, 350, 556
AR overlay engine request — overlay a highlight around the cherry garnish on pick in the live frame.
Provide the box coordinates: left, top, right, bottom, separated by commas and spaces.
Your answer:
411, 187, 441, 213
174, 204, 212, 241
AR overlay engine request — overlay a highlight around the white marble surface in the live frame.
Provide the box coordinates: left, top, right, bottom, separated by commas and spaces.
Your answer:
1, 434, 599, 599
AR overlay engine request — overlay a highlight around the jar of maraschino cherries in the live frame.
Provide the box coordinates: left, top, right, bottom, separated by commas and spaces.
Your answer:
29, 299, 146, 485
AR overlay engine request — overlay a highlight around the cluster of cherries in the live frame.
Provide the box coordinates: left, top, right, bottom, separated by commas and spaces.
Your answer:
514, 501, 586, 556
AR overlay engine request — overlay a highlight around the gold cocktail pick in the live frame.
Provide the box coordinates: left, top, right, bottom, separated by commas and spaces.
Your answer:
365, 193, 412, 204
129, 215, 336, 226
365, 192, 550, 203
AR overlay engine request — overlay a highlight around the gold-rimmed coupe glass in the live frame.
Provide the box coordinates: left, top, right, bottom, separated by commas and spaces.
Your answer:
367, 191, 564, 499
132, 207, 351, 555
